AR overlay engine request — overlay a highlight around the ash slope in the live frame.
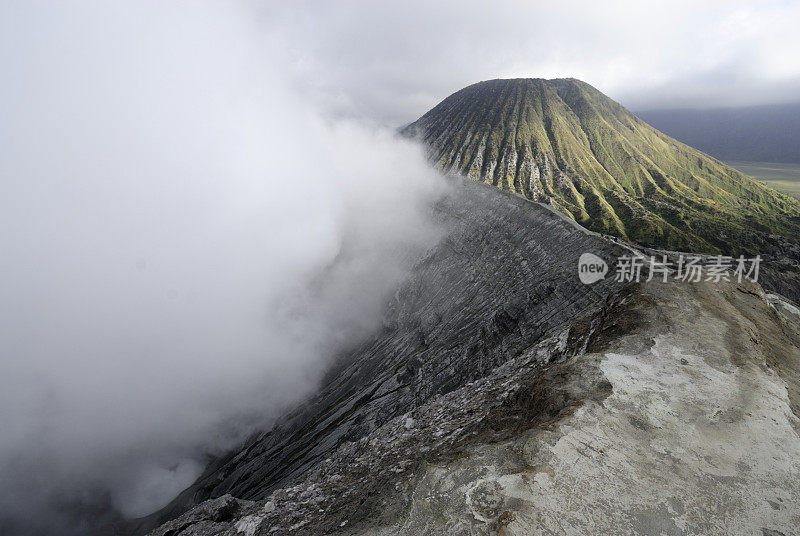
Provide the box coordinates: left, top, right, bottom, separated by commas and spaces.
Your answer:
401, 78, 800, 257
130, 179, 632, 534
143, 243, 800, 535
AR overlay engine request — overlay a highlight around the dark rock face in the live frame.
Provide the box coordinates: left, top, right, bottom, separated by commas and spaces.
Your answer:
130, 179, 631, 534
760, 255, 800, 305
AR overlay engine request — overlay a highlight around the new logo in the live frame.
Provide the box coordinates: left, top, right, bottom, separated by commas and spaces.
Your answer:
578, 253, 608, 284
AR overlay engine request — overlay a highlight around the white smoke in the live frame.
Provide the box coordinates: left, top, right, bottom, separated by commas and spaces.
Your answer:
0, 1, 445, 530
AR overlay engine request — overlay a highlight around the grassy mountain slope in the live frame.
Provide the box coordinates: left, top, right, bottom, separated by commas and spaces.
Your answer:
402, 78, 800, 255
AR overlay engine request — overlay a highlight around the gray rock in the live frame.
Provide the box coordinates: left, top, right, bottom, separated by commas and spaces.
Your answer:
140, 184, 800, 536
133, 179, 631, 534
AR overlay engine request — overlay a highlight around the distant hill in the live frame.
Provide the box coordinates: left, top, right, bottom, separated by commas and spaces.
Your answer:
402, 78, 800, 255
637, 103, 800, 164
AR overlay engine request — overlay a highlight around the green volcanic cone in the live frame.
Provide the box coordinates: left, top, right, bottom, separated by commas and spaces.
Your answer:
403, 78, 800, 255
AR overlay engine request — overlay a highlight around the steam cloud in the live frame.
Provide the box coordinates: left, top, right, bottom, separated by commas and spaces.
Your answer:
0, 2, 444, 532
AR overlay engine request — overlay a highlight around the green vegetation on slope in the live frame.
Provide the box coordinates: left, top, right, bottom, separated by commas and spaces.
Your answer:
403, 78, 800, 255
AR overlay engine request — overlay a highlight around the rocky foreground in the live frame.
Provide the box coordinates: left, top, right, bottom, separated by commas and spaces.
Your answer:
140, 182, 800, 536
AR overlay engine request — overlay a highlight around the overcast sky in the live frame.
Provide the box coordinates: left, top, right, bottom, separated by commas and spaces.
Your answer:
260, 0, 800, 124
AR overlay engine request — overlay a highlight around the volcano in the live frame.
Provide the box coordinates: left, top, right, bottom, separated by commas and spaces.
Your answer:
402, 78, 800, 256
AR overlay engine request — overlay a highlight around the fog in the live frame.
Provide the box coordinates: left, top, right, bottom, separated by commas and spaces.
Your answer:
0, 1, 444, 532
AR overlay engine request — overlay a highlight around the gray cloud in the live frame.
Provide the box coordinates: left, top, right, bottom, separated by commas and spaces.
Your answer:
262, 0, 800, 122
0, 1, 444, 531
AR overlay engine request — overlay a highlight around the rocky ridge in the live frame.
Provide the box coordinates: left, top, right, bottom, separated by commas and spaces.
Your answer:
143, 276, 800, 536
140, 177, 800, 536
128, 178, 631, 534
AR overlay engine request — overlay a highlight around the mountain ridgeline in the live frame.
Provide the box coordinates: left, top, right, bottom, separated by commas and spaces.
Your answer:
402, 78, 800, 255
